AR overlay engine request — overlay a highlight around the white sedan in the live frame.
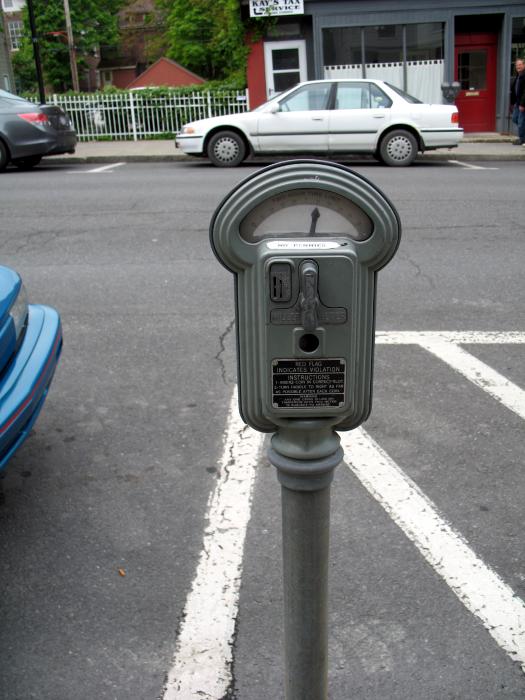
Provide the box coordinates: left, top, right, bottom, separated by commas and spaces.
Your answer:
176, 79, 463, 167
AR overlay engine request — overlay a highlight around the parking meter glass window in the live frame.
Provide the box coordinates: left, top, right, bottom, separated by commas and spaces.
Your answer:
239, 189, 373, 243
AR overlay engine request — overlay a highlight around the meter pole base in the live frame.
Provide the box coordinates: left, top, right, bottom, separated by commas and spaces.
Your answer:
268, 419, 344, 700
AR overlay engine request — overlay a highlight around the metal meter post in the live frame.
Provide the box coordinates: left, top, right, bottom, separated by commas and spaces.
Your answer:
210, 160, 401, 700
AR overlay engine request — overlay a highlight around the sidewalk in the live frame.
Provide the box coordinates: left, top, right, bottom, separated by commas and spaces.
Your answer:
44, 133, 525, 165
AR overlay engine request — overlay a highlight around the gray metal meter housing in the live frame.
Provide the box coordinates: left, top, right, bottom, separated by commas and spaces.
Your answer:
210, 160, 400, 433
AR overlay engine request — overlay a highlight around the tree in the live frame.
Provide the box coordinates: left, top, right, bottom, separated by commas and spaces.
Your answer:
159, 0, 248, 84
13, 0, 124, 92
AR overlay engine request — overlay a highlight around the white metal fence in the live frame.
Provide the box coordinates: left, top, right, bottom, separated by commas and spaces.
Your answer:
48, 90, 250, 141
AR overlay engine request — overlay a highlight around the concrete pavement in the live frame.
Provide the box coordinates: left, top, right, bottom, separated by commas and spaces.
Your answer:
43, 132, 525, 165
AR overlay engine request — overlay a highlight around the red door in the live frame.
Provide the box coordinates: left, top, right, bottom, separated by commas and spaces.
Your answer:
455, 33, 497, 132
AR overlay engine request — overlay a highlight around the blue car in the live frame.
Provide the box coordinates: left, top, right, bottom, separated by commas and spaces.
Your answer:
0, 265, 62, 471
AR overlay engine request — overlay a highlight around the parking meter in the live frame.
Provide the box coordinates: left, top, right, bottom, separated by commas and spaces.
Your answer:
210, 160, 401, 434
211, 160, 401, 700
441, 81, 462, 103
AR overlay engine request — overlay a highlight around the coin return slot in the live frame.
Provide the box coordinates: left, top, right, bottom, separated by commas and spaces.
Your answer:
299, 333, 320, 353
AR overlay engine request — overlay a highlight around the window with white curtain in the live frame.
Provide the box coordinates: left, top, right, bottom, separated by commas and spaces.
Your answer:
323, 22, 445, 104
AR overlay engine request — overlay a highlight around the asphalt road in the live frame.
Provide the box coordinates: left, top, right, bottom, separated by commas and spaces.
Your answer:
0, 158, 524, 700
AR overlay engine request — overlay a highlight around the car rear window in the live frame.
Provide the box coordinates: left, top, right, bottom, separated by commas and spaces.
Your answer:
0, 89, 29, 103
385, 83, 423, 104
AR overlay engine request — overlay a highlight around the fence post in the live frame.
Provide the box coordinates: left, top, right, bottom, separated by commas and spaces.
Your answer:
129, 91, 138, 141
207, 91, 212, 119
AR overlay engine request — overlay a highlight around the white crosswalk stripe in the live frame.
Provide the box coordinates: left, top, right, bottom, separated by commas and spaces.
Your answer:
165, 331, 525, 696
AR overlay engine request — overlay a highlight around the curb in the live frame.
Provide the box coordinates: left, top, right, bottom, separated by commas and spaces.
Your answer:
44, 151, 525, 165
43, 153, 192, 165
421, 151, 525, 161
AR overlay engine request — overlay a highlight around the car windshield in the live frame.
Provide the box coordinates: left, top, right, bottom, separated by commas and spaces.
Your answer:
252, 94, 283, 112
385, 83, 423, 104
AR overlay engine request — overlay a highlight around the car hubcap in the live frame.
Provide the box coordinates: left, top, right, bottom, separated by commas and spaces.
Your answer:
214, 137, 239, 163
386, 135, 412, 162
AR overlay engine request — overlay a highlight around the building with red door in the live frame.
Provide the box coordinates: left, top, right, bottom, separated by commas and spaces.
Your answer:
243, 0, 525, 134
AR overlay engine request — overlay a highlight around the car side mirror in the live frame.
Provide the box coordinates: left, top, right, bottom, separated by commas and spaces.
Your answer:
270, 103, 280, 114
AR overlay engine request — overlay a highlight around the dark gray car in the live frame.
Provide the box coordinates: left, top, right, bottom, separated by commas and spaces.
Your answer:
0, 89, 77, 171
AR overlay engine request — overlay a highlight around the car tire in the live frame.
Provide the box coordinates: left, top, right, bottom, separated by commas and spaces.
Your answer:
379, 130, 418, 167
0, 140, 8, 172
207, 131, 246, 167
12, 155, 42, 170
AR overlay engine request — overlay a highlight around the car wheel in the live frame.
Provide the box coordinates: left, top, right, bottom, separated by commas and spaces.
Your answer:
379, 130, 418, 167
12, 155, 42, 170
207, 131, 246, 167
0, 141, 8, 172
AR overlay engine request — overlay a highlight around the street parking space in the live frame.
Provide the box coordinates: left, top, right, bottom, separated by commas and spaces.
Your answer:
0, 162, 523, 699
170, 333, 525, 700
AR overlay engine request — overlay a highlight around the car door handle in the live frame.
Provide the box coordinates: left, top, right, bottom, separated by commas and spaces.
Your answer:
311, 117, 324, 121
373, 115, 386, 119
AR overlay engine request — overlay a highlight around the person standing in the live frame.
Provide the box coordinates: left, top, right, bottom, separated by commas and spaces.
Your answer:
510, 58, 525, 145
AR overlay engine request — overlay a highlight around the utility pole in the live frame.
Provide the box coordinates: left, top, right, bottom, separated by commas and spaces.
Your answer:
63, 0, 79, 92
26, 0, 46, 103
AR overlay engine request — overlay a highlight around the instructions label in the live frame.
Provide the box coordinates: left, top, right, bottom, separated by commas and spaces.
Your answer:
272, 358, 346, 408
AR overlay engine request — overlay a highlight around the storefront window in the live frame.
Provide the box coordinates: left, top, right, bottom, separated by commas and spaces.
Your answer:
323, 27, 362, 66
322, 21, 444, 104
323, 22, 444, 67
406, 22, 444, 61
511, 17, 525, 67
364, 25, 403, 63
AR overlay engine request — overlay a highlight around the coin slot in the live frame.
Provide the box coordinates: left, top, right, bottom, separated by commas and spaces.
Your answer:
299, 333, 320, 353
270, 262, 292, 302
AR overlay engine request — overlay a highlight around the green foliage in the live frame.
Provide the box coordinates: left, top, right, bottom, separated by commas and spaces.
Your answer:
13, 0, 124, 93
21, 81, 244, 100
160, 0, 248, 83
246, 13, 278, 42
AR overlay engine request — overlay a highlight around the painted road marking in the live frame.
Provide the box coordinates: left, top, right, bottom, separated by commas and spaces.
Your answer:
376, 331, 525, 421
342, 427, 525, 671
162, 392, 264, 700
376, 331, 525, 344
68, 162, 126, 174
447, 160, 499, 170
165, 331, 525, 696
86, 162, 125, 173
418, 340, 525, 420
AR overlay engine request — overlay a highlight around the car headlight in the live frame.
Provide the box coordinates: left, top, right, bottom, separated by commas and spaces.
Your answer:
182, 126, 196, 134
9, 283, 28, 342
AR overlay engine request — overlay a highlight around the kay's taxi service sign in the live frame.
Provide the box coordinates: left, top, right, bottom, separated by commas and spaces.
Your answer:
249, 0, 304, 17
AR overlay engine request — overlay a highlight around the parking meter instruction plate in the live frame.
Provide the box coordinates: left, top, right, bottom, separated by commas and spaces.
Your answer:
272, 358, 346, 409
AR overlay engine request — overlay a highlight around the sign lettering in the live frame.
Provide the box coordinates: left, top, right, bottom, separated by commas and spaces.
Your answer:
272, 358, 346, 408
250, 0, 304, 18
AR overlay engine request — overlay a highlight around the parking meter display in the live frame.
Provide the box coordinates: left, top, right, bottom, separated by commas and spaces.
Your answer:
239, 189, 373, 243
